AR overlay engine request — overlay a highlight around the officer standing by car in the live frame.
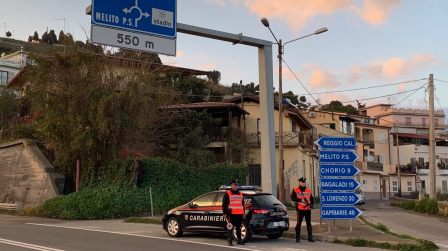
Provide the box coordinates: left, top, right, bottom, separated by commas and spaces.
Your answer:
291, 177, 314, 243
222, 180, 245, 246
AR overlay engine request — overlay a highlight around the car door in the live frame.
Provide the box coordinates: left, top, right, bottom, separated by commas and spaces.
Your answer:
212, 192, 227, 230
181, 192, 218, 231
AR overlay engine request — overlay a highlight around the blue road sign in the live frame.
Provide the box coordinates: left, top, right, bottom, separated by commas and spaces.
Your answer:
320, 178, 361, 191
319, 164, 360, 177
315, 137, 357, 150
92, 0, 177, 38
320, 192, 361, 206
321, 206, 363, 219
319, 150, 358, 163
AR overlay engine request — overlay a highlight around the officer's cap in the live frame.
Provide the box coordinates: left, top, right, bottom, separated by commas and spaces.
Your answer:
230, 180, 238, 185
298, 177, 306, 182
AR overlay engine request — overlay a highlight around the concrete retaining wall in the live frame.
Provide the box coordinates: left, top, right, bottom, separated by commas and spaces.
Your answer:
0, 139, 64, 209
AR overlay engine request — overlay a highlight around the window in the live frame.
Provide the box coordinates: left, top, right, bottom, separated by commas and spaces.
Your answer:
405, 117, 412, 126
292, 120, 297, 132
248, 164, 261, 186
407, 181, 413, 192
422, 118, 426, 126
330, 123, 336, 130
0, 71, 8, 84
392, 181, 398, 192
443, 181, 448, 194
435, 119, 439, 127
214, 193, 225, 206
192, 193, 216, 207
362, 180, 367, 190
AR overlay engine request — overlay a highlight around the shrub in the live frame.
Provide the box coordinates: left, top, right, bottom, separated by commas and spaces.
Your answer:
40, 158, 247, 220
415, 198, 438, 215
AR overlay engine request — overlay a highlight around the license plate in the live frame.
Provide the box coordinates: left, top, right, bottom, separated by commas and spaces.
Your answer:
273, 221, 286, 227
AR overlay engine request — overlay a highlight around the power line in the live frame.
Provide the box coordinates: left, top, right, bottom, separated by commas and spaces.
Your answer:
281, 58, 320, 105
339, 86, 426, 104
393, 82, 428, 107
435, 79, 448, 84
298, 78, 427, 96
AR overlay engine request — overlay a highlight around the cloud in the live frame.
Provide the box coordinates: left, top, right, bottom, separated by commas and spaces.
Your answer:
358, 0, 401, 25
317, 93, 352, 104
309, 67, 340, 89
350, 54, 436, 81
205, 0, 401, 31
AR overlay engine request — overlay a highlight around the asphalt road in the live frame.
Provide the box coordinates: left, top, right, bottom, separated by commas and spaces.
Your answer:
361, 200, 448, 250
0, 215, 384, 251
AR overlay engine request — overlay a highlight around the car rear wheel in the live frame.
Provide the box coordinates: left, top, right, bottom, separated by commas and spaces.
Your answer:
233, 222, 252, 242
166, 217, 183, 237
266, 233, 283, 239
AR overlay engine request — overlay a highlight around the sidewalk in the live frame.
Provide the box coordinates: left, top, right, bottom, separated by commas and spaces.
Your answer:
286, 209, 417, 244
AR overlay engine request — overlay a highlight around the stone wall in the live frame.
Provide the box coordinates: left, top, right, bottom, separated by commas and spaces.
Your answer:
0, 139, 64, 209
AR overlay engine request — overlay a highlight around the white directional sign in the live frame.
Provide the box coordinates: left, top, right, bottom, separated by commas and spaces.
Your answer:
91, 25, 176, 56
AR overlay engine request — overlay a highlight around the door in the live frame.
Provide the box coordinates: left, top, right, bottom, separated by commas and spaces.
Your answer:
381, 179, 387, 199
181, 192, 218, 230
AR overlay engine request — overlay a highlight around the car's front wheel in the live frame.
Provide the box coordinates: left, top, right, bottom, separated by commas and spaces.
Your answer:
267, 233, 283, 239
233, 222, 252, 242
166, 217, 183, 237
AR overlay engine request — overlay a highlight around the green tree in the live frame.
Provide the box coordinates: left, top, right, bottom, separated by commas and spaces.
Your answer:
41, 31, 49, 43
58, 30, 64, 43
32, 31, 39, 41
0, 88, 20, 139
207, 70, 221, 84
321, 100, 357, 114
47, 30, 58, 44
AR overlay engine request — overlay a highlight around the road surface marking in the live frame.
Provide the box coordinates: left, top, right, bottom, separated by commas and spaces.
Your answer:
0, 238, 64, 251
26, 223, 260, 251
436, 243, 448, 249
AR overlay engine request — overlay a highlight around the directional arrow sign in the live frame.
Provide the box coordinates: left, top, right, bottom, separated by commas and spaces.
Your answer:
321, 206, 363, 219
315, 137, 357, 151
320, 178, 361, 191
319, 150, 358, 163
319, 164, 360, 177
320, 192, 362, 206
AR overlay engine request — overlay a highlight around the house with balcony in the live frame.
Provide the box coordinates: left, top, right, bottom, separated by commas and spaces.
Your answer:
302, 110, 399, 199
0, 49, 31, 86
361, 104, 448, 196
166, 95, 316, 198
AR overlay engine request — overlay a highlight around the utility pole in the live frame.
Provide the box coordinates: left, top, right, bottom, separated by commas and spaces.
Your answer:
277, 39, 285, 202
429, 74, 436, 199
396, 124, 402, 197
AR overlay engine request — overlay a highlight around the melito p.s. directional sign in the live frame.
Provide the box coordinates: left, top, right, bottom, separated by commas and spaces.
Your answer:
92, 0, 177, 38
320, 178, 361, 191
91, 0, 177, 56
321, 206, 363, 220
319, 164, 360, 177
315, 137, 357, 150
320, 192, 362, 206
319, 150, 358, 163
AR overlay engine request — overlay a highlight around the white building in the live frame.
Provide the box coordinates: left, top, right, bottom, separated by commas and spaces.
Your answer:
0, 49, 31, 86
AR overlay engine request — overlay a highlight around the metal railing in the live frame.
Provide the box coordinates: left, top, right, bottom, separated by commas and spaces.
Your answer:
246, 131, 314, 149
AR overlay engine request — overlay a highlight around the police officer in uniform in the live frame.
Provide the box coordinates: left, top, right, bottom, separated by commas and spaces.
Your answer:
291, 177, 314, 243
222, 180, 245, 246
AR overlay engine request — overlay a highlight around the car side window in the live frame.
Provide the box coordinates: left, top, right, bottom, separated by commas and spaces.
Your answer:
192, 193, 217, 207
214, 192, 225, 206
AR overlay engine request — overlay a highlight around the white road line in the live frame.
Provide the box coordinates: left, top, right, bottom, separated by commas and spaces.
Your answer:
436, 243, 448, 249
26, 223, 259, 251
0, 238, 65, 251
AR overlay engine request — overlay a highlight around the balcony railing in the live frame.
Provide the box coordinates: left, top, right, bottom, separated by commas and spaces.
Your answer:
356, 161, 384, 172
246, 131, 314, 149
394, 121, 448, 129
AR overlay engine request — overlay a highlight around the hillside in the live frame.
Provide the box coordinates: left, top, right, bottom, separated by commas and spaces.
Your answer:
0, 37, 63, 56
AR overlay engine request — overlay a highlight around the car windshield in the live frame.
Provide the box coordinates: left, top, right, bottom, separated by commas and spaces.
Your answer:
251, 194, 283, 207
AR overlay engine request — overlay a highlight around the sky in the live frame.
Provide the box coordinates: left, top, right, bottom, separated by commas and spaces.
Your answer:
1, 0, 447, 115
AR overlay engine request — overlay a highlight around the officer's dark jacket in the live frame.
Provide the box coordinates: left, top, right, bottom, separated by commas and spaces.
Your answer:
290, 186, 315, 209
222, 189, 245, 214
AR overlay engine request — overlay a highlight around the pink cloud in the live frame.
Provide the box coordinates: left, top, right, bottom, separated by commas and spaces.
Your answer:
309, 67, 340, 89
358, 0, 401, 25
206, 0, 402, 31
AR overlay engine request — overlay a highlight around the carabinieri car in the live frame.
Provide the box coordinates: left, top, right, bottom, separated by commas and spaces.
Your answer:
162, 186, 289, 242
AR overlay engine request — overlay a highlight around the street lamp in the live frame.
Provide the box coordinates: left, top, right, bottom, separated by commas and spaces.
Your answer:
261, 17, 328, 202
